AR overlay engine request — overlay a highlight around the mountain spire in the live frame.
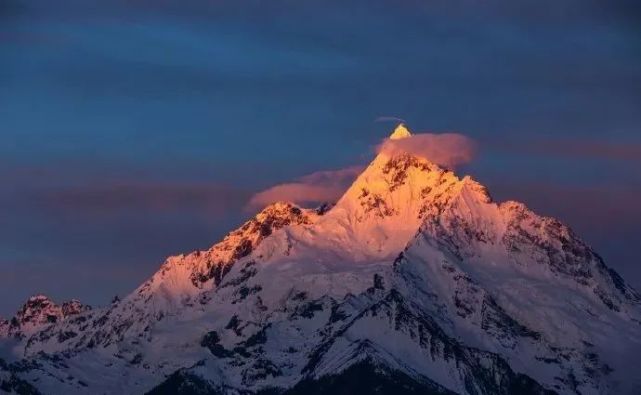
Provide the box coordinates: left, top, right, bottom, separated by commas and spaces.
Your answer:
389, 123, 412, 140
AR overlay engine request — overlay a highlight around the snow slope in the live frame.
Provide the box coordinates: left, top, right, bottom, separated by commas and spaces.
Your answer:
2, 124, 640, 395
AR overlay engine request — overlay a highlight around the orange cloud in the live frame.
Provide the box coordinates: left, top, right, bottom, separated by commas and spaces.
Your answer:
485, 137, 641, 163
377, 132, 476, 168
248, 166, 363, 209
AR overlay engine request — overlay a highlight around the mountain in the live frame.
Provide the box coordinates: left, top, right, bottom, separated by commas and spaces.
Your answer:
0, 296, 90, 340
1, 124, 640, 395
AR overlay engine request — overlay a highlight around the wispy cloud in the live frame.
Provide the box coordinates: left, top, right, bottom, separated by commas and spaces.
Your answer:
375, 116, 407, 124
487, 137, 641, 163
31, 182, 249, 217
532, 139, 641, 162
249, 131, 478, 209
248, 166, 363, 209
378, 132, 477, 168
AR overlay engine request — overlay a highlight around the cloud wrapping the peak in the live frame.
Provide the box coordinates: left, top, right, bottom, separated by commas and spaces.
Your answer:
249, 132, 477, 210
378, 133, 476, 168
248, 166, 363, 209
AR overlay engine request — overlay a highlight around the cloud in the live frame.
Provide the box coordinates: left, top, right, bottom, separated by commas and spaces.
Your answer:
0, 161, 253, 219
249, 132, 478, 209
248, 166, 363, 209
378, 133, 477, 168
522, 139, 641, 162
375, 116, 407, 124
483, 136, 641, 163
31, 182, 250, 218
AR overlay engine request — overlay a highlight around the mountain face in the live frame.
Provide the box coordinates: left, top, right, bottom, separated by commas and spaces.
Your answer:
2, 124, 641, 395
0, 296, 90, 340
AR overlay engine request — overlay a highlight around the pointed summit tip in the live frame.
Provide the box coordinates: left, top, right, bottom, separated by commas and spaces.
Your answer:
389, 123, 412, 140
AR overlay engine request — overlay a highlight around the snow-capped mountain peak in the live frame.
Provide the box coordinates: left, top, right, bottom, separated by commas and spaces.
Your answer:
2, 124, 641, 395
134, 200, 323, 303
0, 295, 90, 339
389, 123, 412, 140
297, 133, 468, 262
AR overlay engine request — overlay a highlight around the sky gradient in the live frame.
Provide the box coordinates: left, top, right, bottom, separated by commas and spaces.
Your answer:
1, 0, 640, 315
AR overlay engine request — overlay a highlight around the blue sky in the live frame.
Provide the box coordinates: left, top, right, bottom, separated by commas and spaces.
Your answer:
1, 0, 640, 315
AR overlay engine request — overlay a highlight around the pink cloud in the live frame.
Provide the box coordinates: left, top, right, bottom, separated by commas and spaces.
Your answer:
487, 137, 641, 162
249, 132, 478, 210
377, 133, 477, 168
34, 182, 250, 217
248, 166, 363, 209
544, 139, 641, 162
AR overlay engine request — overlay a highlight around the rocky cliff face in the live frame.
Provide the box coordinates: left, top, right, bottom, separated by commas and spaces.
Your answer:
1, 125, 640, 395
0, 296, 90, 341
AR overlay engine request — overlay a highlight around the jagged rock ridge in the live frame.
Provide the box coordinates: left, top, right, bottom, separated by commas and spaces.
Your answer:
0, 296, 90, 340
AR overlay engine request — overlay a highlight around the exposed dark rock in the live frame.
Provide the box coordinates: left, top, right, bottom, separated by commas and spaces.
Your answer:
146, 370, 217, 395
